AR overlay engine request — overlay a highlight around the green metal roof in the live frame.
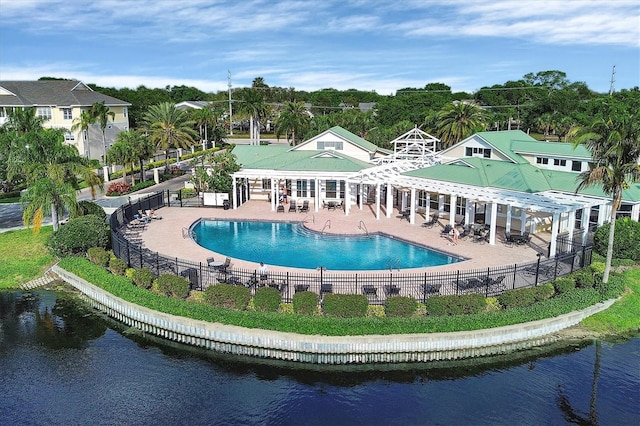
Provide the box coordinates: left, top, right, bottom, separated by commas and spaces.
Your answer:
511, 140, 592, 159
473, 130, 532, 164
233, 145, 373, 173
321, 126, 381, 153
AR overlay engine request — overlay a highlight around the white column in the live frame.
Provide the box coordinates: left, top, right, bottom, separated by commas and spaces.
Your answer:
177, 148, 182, 163
314, 178, 320, 212
376, 183, 381, 220
386, 183, 393, 218
549, 212, 560, 257
632, 204, 640, 222
358, 184, 363, 210
202, 141, 206, 151
438, 195, 444, 219
153, 168, 160, 184
410, 187, 416, 224
345, 181, 351, 216
520, 209, 527, 234
464, 198, 471, 226
449, 195, 457, 226
232, 176, 237, 209
425, 193, 431, 218
103, 166, 110, 183
598, 205, 607, 225
505, 204, 512, 233
191, 146, 195, 154
567, 210, 576, 238
581, 207, 590, 244
489, 201, 498, 245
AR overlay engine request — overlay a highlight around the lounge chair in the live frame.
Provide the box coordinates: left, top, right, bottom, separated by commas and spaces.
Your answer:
504, 232, 515, 246
422, 214, 439, 228
384, 284, 401, 296
459, 225, 471, 240
424, 284, 441, 296
288, 200, 297, 212
299, 200, 309, 213
277, 204, 285, 213
440, 224, 452, 237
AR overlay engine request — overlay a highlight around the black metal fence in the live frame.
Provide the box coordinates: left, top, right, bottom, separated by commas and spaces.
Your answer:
110, 194, 594, 305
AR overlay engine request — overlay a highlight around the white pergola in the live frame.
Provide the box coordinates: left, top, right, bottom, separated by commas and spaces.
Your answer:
372, 126, 440, 167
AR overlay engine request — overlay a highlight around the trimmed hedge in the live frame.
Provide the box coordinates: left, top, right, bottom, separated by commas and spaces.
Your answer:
73, 201, 107, 222
204, 284, 251, 310
425, 294, 486, 316
497, 284, 554, 309
253, 286, 281, 312
553, 276, 576, 294
292, 291, 318, 315
385, 296, 418, 317
322, 294, 368, 318
130, 180, 156, 193
87, 247, 110, 267
131, 268, 154, 289
108, 257, 128, 276
46, 215, 110, 257
155, 273, 190, 299
572, 269, 595, 289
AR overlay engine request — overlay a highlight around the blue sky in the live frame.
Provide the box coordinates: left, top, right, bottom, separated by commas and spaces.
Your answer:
1, 0, 638, 95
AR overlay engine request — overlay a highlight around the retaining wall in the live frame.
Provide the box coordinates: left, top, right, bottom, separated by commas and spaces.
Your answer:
53, 265, 614, 364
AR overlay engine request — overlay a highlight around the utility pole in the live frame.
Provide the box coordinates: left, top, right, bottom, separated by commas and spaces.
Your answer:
228, 70, 233, 135
608, 65, 616, 97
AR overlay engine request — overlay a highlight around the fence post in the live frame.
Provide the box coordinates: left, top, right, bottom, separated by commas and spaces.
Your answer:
581, 245, 586, 268
534, 253, 542, 286
455, 270, 460, 295
423, 272, 427, 304
199, 262, 203, 291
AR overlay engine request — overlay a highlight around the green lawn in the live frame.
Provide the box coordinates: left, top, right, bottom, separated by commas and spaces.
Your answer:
580, 268, 640, 334
0, 197, 20, 204
0, 226, 56, 288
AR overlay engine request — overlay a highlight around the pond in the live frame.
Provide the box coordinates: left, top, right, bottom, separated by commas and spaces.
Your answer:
1, 289, 638, 425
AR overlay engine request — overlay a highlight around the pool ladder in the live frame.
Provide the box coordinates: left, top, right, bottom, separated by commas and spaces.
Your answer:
387, 258, 400, 271
358, 220, 369, 236
302, 214, 315, 224
321, 220, 331, 235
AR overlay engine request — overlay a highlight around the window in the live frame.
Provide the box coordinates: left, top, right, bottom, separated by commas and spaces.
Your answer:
455, 197, 466, 216
261, 179, 272, 190
310, 180, 316, 198
553, 159, 567, 167
296, 179, 307, 197
317, 141, 343, 150
465, 147, 491, 158
616, 204, 632, 218
417, 190, 427, 208
123, 107, 128, 117
62, 108, 72, 120
326, 180, 337, 198
0, 108, 5, 118
429, 192, 439, 211
536, 157, 549, 165
64, 131, 75, 142
571, 161, 582, 172
36, 107, 52, 120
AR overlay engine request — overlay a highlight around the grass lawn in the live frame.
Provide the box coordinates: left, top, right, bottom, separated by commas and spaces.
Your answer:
0, 197, 20, 204
0, 226, 56, 288
580, 268, 640, 334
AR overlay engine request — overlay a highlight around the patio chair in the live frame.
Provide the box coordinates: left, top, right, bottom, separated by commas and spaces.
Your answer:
218, 257, 231, 273
422, 214, 439, 228
277, 204, 285, 213
459, 225, 471, 240
440, 224, 452, 237
504, 232, 515, 246
384, 284, 401, 296
423, 284, 441, 296
288, 200, 297, 212
206, 257, 215, 267
299, 200, 309, 213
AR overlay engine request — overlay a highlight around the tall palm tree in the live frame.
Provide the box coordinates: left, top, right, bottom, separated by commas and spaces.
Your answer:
191, 105, 216, 146
238, 90, 268, 145
6, 107, 44, 134
22, 177, 77, 234
90, 101, 115, 163
275, 101, 310, 145
71, 110, 96, 158
435, 101, 489, 148
107, 140, 134, 184
127, 130, 156, 182
141, 102, 197, 170
570, 114, 640, 283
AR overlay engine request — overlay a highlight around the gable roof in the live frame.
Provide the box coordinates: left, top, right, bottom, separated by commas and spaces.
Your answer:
233, 144, 374, 173
294, 126, 381, 154
404, 157, 640, 202
0, 80, 130, 107
511, 139, 592, 159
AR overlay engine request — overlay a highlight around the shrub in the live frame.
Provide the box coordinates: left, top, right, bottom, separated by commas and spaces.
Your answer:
367, 305, 386, 318
72, 200, 107, 222
497, 288, 536, 309
87, 247, 110, 267
596, 273, 626, 300
533, 283, 555, 301
180, 187, 197, 198
108, 257, 128, 275
323, 294, 368, 318
572, 269, 595, 289
425, 294, 486, 316
131, 268, 154, 289
155, 273, 190, 299
106, 181, 132, 196
130, 180, 156, 193
46, 215, 110, 257
204, 284, 251, 310
593, 217, 640, 261
292, 291, 319, 315
384, 296, 418, 317
553, 276, 576, 294
253, 287, 281, 312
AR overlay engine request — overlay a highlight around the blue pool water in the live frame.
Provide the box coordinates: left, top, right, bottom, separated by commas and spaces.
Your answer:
191, 219, 461, 270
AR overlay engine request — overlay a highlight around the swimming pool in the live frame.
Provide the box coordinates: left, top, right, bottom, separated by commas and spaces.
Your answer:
191, 219, 461, 270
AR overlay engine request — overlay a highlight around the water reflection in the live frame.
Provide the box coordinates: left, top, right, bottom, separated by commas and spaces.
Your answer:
1, 289, 638, 426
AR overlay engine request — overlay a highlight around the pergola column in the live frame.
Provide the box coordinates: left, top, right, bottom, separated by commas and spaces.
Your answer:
385, 183, 393, 218
232, 176, 237, 209
358, 184, 363, 210
425, 193, 431, 218
345, 181, 351, 216
520, 209, 527, 234
632, 204, 640, 221
410, 187, 416, 224
449, 195, 457, 226
489, 201, 497, 245
464, 198, 471, 226
438, 195, 445, 219
271, 178, 277, 211
549, 212, 560, 257
581, 207, 590, 244
376, 183, 382, 220
314, 177, 320, 212
505, 204, 512, 233
567, 210, 576, 238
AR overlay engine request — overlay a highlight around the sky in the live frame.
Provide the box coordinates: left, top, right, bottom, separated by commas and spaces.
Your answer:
0, 0, 638, 95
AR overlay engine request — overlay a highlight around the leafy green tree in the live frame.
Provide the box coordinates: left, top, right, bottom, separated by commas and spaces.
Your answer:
5, 107, 45, 134
141, 102, 197, 170
200, 150, 241, 193
71, 110, 96, 158
570, 113, 640, 283
275, 101, 310, 145
237, 89, 268, 145
107, 139, 135, 184
127, 130, 156, 182
435, 101, 489, 148
89, 101, 115, 164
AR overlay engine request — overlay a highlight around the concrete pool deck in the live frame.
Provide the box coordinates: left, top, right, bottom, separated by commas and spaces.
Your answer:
139, 200, 551, 274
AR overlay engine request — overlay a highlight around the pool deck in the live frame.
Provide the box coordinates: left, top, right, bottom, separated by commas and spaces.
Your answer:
139, 200, 552, 274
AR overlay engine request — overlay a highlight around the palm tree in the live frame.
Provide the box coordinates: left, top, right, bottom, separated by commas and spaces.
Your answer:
435, 101, 489, 148
107, 140, 134, 184
141, 102, 197, 170
6, 107, 44, 134
191, 105, 220, 147
22, 177, 77, 233
71, 110, 96, 158
90, 101, 115, 163
570, 114, 640, 283
127, 130, 156, 182
238, 90, 268, 145
275, 101, 310, 145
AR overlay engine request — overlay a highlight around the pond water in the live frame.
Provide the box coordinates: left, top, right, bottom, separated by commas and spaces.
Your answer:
1, 289, 639, 425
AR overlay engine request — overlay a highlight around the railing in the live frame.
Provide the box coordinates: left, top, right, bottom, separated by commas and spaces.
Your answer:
321, 220, 331, 235
110, 196, 594, 306
358, 220, 369, 236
